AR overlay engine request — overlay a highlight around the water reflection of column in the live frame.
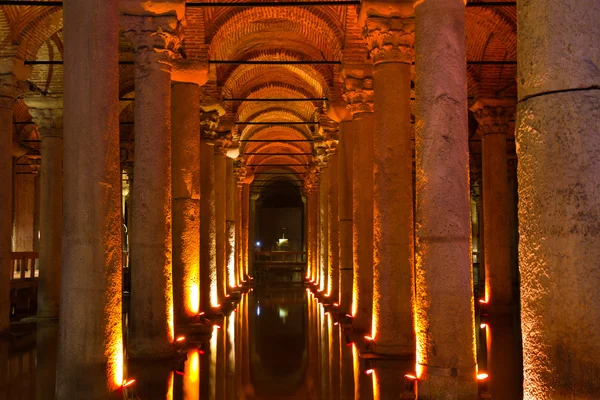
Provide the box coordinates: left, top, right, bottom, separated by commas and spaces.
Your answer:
241, 294, 251, 397
226, 312, 236, 400
340, 327, 355, 399
36, 321, 58, 400
183, 349, 200, 400
128, 359, 173, 399
319, 305, 330, 400
329, 316, 341, 400
308, 294, 320, 397
373, 360, 412, 400
352, 343, 374, 400
0, 339, 8, 400
217, 322, 226, 400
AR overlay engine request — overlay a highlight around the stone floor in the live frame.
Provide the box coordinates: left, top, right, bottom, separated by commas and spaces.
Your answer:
0, 283, 416, 400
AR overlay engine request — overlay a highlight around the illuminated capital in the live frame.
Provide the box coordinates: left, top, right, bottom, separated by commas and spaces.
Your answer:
341, 74, 374, 115
363, 16, 414, 65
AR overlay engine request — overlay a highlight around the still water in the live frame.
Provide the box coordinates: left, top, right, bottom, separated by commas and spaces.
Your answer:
1, 284, 411, 399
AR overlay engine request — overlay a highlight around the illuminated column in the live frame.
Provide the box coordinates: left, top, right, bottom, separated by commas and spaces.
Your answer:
248, 193, 259, 277
242, 183, 250, 278
327, 150, 340, 301
226, 158, 236, 292
123, 13, 183, 357
25, 97, 63, 320
171, 81, 201, 326
319, 165, 330, 294
57, 0, 123, 394
234, 165, 247, 285
471, 98, 521, 398
200, 137, 216, 311
342, 67, 375, 333
517, 1, 600, 398
0, 59, 28, 332
214, 147, 227, 304
337, 119, 353, 315
414, 0, 477, 396
362, 5, 415, 355
305, 180, 319, 283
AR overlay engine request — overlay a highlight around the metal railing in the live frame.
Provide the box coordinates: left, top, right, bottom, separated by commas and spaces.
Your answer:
254, 251, 306, 264
11, 252, 39, 281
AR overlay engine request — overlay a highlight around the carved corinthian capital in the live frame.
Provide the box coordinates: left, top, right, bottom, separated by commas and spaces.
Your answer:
363, 16, 414, 65
122, 15, 184, 71
341, 74, 374, 115
24, 96, 63, 138
470, 98, 516, 136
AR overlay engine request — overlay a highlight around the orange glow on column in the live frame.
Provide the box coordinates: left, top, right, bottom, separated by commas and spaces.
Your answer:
167, 371, 174, 400
372, 369, 379, 400
189, 282, 200, 316
228, 226, 236, 289
106, 255, 123, 390
184, 350, 200, 400
168, 303, 174, 343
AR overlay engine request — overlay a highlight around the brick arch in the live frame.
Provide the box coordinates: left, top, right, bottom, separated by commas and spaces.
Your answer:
208, 7, 342, 63
7, 5, 63, 59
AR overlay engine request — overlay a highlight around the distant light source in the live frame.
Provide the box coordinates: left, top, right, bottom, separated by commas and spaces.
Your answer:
477, 373, 489, 380
364, 335, 374, 341
256, 241, 261, 246
365, 369, 374, 375
480, 323, 488, 329
404, 374, 418, 380
122, 379, 136, 388
175, 336, 186, 342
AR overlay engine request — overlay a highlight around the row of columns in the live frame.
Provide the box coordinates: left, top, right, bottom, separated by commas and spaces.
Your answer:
306, 0, 599, 398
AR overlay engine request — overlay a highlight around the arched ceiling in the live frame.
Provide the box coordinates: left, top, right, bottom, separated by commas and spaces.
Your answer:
2, 0, 517, 182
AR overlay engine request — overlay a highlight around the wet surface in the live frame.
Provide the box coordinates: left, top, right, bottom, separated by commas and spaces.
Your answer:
1, 284, 414, 399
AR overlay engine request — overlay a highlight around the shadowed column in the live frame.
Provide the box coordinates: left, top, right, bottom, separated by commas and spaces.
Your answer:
414, 0, 478, 397
342, 67, 375, 334
124, 13, 183, 358
337, 119, 353, 315
517, 0, 600, 397
200, 139, 216, 311
25, 97, 63, 320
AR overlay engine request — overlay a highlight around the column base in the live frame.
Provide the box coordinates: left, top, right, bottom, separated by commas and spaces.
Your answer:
416, 370, 478, 400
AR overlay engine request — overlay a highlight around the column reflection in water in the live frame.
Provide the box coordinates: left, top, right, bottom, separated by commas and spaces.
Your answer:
226, 311, 236, 400
319, 304, 330, 400
352, 343, 374, 400
329, 314, 341, 400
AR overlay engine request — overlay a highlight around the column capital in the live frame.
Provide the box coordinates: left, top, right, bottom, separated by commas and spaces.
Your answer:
234, 161, 248, 187
23, 96, 63, 138
200, 108, 223, 142
121, 15, 184, 71
340, 66, 374, 115
470, 98, 516, 136
171, 59, 209, 86
0, 58, 32, 108
363, 16, 415, 65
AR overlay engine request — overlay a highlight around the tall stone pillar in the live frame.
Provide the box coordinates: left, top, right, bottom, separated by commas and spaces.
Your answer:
0, 59, 29, 333
225, 158, 236, 291
362, 4, 415, 355
214, 147, 227, 304
342, 68, 375, 333
234, 165, 247, 286
414, 0, 477, 397
318, 166, 329, 294
327, 151, 340, 301
517, 1, 600, 398
471, 98, 521, 399
242, 183, 250, 279
248, 193, 259, 278
123, 12, 183, 357
25, 96, 63, 319
200, 138, 216, 310
337, 119, 353, 315
57, 0, 123, 395
171, 82, 201, 326
305, 183, 319, 284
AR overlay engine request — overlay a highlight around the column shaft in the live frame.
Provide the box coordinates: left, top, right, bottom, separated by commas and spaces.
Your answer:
517, 0, 600, 397
38, 130, 63, 318
129, 45, 174, 358
225, 158, 236, 291
328, 154, 339, 301
414, 0, 477, 396
337, 120, 353, 315
351, 112, 374, 333
373, 61, 414, 354
242, 184, 250, 279
171, 82, 200, 325
214, 152, 227, 304
319, 169, 329, 294
0, 106, 12, 333
248, 194, 258, 278
200, 141, 216, 310
57, 0, 123, 395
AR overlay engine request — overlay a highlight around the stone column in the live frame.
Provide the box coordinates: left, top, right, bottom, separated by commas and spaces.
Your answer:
226, 158, 236, 291
171, 82, 201, 326
471, 98, 521, 399
319, 166, 329, 294
0, 59, 28, 333
200, 139, 216, 310
248, 193, 259, 278
25, 96, 63, 320
242, 183, 250, 279
234, 165, 247, 286
362, 5, 415, 355
214, 147, 227, 304
517, 1, 600, 398
56, 0, 123, 395
306, 186, 319, 284
342, 68, 375, 333
328, 151, 340, 301
414, 0, 477, 397
337, 119, 353, 315
123, 13, 183, 357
